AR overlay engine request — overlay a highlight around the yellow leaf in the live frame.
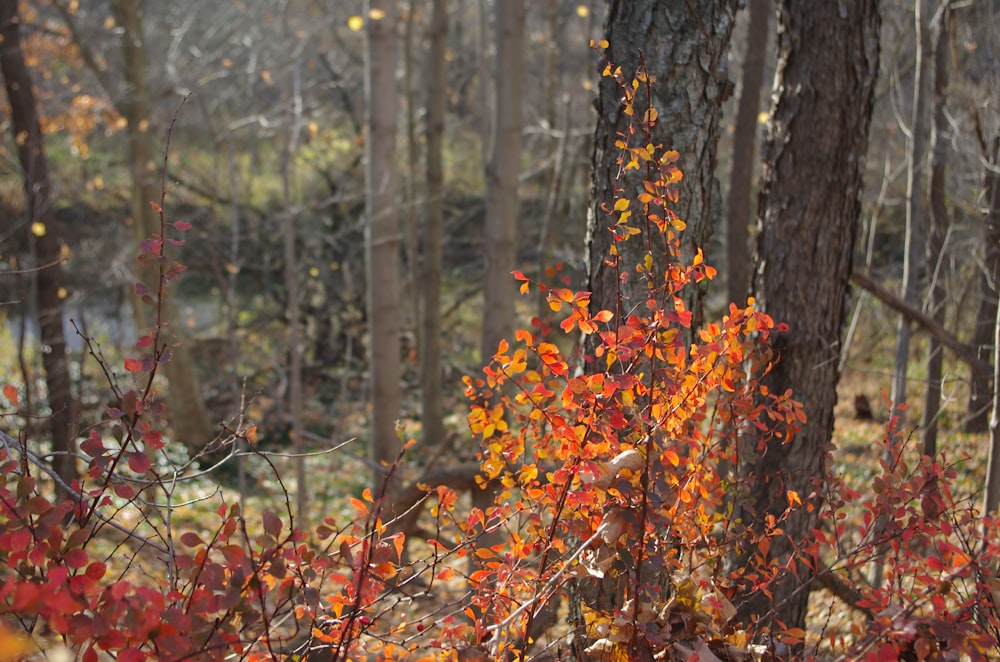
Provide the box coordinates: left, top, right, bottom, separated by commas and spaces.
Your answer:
348, 15, 363, 31
613, 197, 629, 212
30, 222, 46, 237
368, 8, 386, 21
576, 5, 590, 17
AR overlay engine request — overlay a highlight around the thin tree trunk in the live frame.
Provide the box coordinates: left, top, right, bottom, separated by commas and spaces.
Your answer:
110, 0, 214, 453
725, 0, 769, 307
983, 284, 1000, 515
890, 0, 932, 426
921, 4, 951, 458
967, 136, 1000, 432
421, 0, 447, 451
282, 44, 307, 525
364, 0, 402, 497
477, 0, 524, 547
738, 0, 881, 637
404, 0, 421, 355
0, 0, 76, 492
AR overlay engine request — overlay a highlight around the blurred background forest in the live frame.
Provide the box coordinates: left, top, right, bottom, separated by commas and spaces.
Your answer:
1, 0, 998, 515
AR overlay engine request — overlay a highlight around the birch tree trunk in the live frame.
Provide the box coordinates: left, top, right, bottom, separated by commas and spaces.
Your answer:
889, 0, 932, 425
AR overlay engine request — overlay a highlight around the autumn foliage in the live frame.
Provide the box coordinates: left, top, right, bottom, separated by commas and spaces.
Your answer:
2, 53, 1000, 662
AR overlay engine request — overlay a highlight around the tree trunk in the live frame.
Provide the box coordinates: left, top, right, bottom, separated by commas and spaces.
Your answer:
921, 5, 951, 458
364, 0, 402, 496
0, 0, 76, 492
725, 0, 770, 307
889, 0, 932, 426
476, 0, 524, 545
967, 137, 1000, 433
421, 0, 447, 451
583, 0, 737, 618
110, 0, 214, 453
737, 0, 881, 637
587, 0, 737, 344
982, 285, 1000, 515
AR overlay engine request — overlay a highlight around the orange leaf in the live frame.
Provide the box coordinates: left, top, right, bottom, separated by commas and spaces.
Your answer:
2, 384, 17, 407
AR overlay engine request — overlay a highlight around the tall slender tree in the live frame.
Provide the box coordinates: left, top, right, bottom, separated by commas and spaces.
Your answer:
738, 0, 881, 636
108, 0, 214, 452
477, 0, 524, 541
889, 0, 933, 426
725, 0, 770, 307
921, 2, 952, 457
421, 0, 448, 451
0, 0, 76, 491
364, 0, 402, 496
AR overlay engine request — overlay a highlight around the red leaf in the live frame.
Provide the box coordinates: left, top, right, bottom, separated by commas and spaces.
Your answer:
263, 510, 282, 538
174, 220, 192, 231
3, 384, 18, 407
123, 358, 143, 373
128, 452, 151, 473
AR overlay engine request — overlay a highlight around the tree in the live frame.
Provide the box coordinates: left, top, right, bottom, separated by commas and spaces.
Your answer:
920, 2, 952, 457
889, 0, 933, 427
477, 0, 524, 543
0, 0, 76, 491
421, 0, 448, 452
588, 0, 737, 343
967, 139, 1000, 433
364, 0, 401, 496
737, 0, 881, 636
107, 0, 214, 452
725, 0, 770, 307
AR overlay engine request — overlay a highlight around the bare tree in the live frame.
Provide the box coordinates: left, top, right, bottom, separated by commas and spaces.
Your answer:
920, 2, 952, 457
889, 0, 933, 425
364, 0, 402, 496
108, 0, 214, 452
477, 0, 524, 540
725, 0, 770, 307
0, 0, 76, 491
421, 0, 448, 452
737, 0, 881, 637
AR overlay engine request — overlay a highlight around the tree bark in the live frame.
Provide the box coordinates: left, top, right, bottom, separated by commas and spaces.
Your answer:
364, 0, 402, 496
738, 0, 881, 637
725, 0, 770, 307
421, 0, 447, 451
890, 0, 933, 426
588, 0, 737, 344
921, 4, 951, 458
477, 0, 524, 546
967, 137, 1000, 432
0, 0, 76, 492
109, 0, 214, 453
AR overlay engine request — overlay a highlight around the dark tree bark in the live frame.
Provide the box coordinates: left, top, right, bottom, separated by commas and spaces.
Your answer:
737, 0, 881, 637
921, 4, 951, 457
0, 0, 77, 492
967, 137, 1000, 433
725, 0, 770, 307
421, 0, 447, 451
588, 0, 737, 343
